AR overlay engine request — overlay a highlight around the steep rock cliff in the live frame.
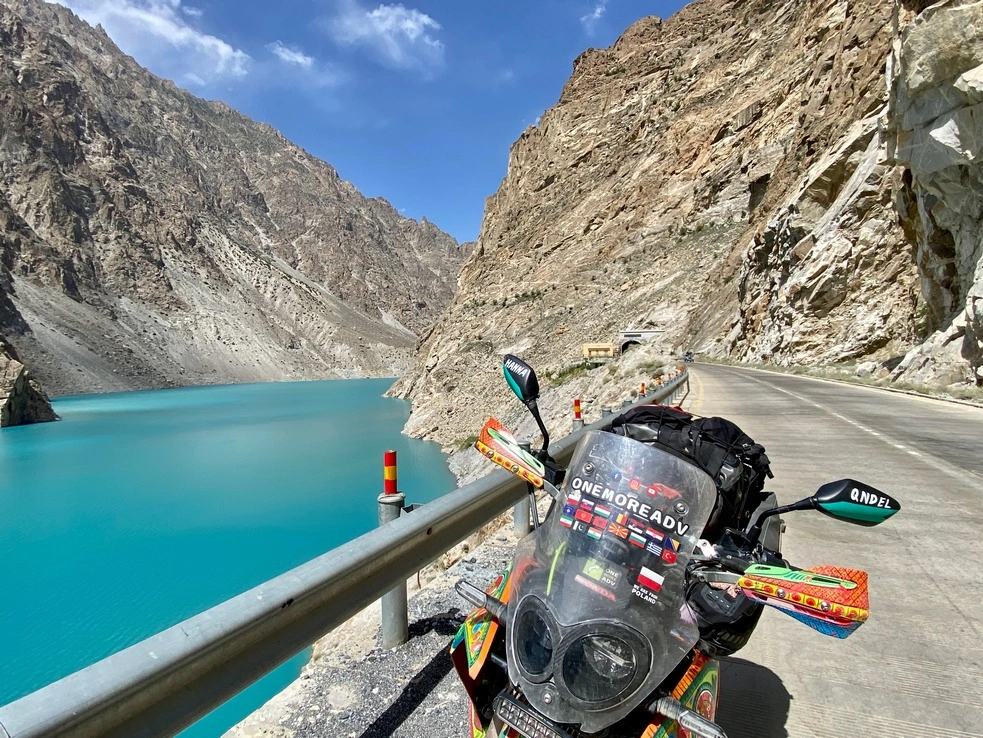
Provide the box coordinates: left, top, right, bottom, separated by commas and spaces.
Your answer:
889, 0, 983, 385
395, 0, 936, 449
0, 338, 56, 425
0, 0, 467, 396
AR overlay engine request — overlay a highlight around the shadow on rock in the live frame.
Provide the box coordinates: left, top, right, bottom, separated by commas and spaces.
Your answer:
716, 658, 790, 738
407, 608, 464, 639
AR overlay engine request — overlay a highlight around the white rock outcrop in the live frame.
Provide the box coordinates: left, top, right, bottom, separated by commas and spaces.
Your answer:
890, 0, 983, 386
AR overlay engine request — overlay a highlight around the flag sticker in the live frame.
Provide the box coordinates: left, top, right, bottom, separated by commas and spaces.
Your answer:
646, 540, 663, 556
579, 499, 595, 512
560, 515, 573, 528
575, 509, 594, 524
646, 527, 664, 541
587, 526, 604, 540
606, 522, 629, 539
614, 512, 628, 525
594, 504, 612, 519
637, 567, 664, 592
629, 531, 646, 548
562, 504, 577, 516
662, 548, 677, 564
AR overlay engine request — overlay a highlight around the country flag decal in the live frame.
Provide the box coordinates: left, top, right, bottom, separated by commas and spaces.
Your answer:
637, 566, 665, 593
606, 522, 629, 539
560, 515, 574, 528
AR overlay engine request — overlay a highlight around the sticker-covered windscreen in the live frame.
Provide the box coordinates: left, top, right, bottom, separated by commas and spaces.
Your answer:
504, 431, 718, 733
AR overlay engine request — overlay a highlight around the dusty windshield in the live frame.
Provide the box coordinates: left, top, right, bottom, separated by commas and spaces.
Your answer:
505, 431, 718, 732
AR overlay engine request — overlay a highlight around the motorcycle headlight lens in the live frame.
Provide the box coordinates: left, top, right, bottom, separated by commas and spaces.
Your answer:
562, 634, 637, 702
515, 607, 553, 677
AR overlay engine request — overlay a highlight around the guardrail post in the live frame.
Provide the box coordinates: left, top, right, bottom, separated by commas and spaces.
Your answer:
572, 398, 584, 432
378, 450, 408, 648
622, 398, 632, 409
601, 406, 613, 420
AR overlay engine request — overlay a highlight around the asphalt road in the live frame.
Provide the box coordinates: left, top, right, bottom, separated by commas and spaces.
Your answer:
685, 363, 983, 737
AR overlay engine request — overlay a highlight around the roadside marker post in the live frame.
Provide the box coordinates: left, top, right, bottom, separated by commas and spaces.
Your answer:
378, 450, 408, 648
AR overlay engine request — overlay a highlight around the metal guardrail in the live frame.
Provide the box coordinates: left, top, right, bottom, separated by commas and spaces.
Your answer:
0, 370, 688, 738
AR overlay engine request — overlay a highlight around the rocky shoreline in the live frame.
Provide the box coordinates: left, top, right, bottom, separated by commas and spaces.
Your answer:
0, 339, 58, 427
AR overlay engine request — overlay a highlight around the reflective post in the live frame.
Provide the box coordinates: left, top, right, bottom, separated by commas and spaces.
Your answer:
378, 450, 408, 648
572, 398, 584, 432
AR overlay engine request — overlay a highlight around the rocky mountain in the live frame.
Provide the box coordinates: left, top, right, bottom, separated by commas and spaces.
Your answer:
0, 0, 468, 401
0, 337, 56, 426
393, 0, 983, 450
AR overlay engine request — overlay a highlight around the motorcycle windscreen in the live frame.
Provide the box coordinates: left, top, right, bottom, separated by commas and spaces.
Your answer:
505, 431, 717, 734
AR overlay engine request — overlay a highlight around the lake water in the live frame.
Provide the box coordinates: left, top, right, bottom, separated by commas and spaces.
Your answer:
0, 379, 457, 736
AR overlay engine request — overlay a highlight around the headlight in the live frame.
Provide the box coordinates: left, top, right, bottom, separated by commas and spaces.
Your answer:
562, 634, 638, 702
515, 606, 554, 679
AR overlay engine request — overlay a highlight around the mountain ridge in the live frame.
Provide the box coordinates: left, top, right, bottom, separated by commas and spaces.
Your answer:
0, 0, 469, 401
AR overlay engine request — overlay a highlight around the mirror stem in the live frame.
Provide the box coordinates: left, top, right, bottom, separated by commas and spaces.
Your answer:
746, 498, 815, 545
526, 399, 550, 460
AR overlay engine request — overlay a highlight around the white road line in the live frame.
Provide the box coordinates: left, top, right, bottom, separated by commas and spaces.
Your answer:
727, 368, 982, 485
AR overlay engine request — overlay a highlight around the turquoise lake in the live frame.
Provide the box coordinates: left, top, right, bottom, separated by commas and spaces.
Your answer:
0, 379, 457, 736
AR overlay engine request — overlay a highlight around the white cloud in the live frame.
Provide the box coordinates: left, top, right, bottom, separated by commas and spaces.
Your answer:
328, 1, 444, 73
580, 0, 609, 35
52, 0, 250, 85
268, 41, 315, 69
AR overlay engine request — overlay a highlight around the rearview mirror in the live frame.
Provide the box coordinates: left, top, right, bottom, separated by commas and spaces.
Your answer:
503, 354, 540, 405
811, 479, 901, 526
746, 477, 900, 544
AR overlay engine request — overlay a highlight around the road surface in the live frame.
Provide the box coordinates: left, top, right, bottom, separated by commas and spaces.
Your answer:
687, 363, 983, 737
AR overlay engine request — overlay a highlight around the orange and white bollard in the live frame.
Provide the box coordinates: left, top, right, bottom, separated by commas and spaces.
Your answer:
573, 399, 585, 431
640, 382, 646, 397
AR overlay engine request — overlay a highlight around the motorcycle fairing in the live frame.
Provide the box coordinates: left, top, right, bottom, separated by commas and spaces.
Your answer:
738, 565, 869, 638
451, 562, 515, 680
642, 651, 719, 738
504, 431, 719, 733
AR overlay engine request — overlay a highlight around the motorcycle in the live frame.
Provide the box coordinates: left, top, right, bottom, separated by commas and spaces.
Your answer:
450, 355, 900, 738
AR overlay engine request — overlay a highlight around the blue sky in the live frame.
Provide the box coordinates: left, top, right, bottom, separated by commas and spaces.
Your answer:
51, 0, 688, 244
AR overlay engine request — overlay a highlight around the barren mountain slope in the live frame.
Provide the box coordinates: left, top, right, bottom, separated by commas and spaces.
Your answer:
393, 0, 926, 449
0, 0, 467, 396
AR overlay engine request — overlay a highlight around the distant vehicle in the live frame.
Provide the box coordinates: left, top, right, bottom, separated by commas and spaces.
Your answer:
684, 351, 694, 362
